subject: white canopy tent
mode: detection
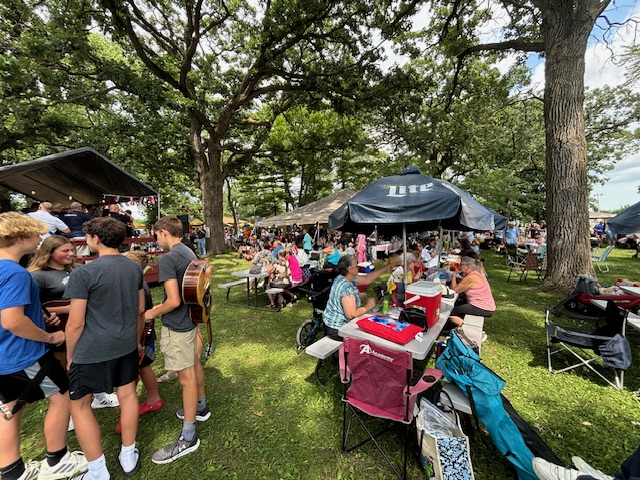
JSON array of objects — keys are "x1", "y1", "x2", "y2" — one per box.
[{"x1": 256, "y1": 189, "x2": 356, "y2": 227}]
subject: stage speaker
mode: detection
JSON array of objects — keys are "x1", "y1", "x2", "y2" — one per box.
[{"x1": 178, "y1": 214, "x2": 189, "y2": 234}]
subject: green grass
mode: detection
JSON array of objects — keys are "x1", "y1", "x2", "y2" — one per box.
[{"x1": 18, "y1": 247, "x2": 640, "y2": 479}]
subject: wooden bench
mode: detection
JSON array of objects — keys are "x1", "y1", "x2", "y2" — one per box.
[{"x1": 305, "y1": 337, "x2": 343, "y2": 387}]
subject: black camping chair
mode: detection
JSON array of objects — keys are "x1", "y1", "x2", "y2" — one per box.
[{"x1": 545, "y1": 299, "x2": 631, "y2": 390}]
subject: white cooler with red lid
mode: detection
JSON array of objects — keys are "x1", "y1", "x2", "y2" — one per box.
[{"x1": 404, "y1": 281, "x2": 442, "y2": 328}]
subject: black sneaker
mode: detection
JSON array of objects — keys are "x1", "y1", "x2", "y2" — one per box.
[
  {"x1": 151, "y1": 434, "x2": 200, "y2": 464},
  {"x1": 175, "y1": 406, "x2": 211, "y2": 421}
]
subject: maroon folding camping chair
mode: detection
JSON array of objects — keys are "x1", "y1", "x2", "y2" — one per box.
[{"x1": 339, "y1": 337, "x2": 441, "y2": 480}]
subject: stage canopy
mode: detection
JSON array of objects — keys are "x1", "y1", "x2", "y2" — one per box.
[
  {"x1": 257, "y1": 188, "x2": 356, "y2": 227},
  {"x1": 0, "y1": 147, "x2": 158, "y2": 206}
]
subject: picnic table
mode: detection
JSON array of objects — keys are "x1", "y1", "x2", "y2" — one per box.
[
  {"x1": 375, "y1": 240, "x2": 403, "y2": 256},
  {"x1": 218, "y1": 269, "x2": 282, "y2": 312},
  {"x1": 338, "y1": 293, "x2": 457, "y2": 360}
]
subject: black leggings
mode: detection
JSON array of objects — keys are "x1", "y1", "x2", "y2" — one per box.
[{"x1": 451, "y1": 303, "x2": 494, "y2": 319}]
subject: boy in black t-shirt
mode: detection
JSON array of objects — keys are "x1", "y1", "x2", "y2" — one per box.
[{"x1": 65, "y1": 217, "x2": 144, "y2": 480}]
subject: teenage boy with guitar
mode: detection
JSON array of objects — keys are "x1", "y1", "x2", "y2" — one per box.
[
  {"x1": 144, "y1": 216, "x2": 208, "y2": 464},
  {"x1": 64, "y1": 217, "x2": 145, "y2": 479},
  {"x1": 0, "y1": 212, "x2": 86, "y2": 480}
]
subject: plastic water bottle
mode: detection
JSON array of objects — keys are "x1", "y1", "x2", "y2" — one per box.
[{"x1": 439, "y1": 272, "x2": 447, "y2": 285}]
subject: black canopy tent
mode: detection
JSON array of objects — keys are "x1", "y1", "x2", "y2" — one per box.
[
  {"x1": 605, "y1": 200, "x2": 640, "y2": 236},
  {"x1": 329, "y1": 166, "x2": 507, "y2": 235},
  {"x1": 329, "y1": 166, "x2": 507, "y2": 285},
  {"x1": 0, "y1": 147, "x2": 159, "y2": 211}
]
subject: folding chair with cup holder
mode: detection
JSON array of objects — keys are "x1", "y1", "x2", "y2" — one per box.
[{"x1": 339, "y1": 337, "x2": 442, "y2": 480}]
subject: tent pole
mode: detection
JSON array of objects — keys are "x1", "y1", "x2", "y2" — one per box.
[{"x1": 403, "y1": 223, "x2": 407, "y2": 291}]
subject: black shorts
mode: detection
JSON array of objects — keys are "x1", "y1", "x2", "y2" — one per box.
[
  {"x1": 68, "y1": 349, "x2": 138, "y2": 400},
  {"x1": 0, "y1": 349, "x2": 69, "y2": 404}
]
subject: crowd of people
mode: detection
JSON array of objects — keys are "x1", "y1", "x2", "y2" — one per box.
[
  {"x1": 11, "y1": 206, "x2": 635, "y2": 480},
  {"x1": 0, "y1": 211, "x2": 208, "y2": 480},
  {"x1": 18, "y1": 201, "x2": 137, "y2": 252},
  {"x1": 233, "y1": 225, "x2": 379, "y2": 262}
]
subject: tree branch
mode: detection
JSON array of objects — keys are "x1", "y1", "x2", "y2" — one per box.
[
  {"x1": 445, "y1": 39, "x2": 544, "y2": 111},
  {"x1": 102, "y1": 0, "x2": 183, "y2": 93}
]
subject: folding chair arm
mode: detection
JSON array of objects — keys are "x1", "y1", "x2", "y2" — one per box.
[
  {"x1": 405, "y1": 368, "x2": 442, "y2": 396},
  {"x1": 339, "y1": 346, "x2": 350, "y2": 384}
]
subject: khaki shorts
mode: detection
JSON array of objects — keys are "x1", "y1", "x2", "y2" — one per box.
[{"x1": 160, "y1": 326, "x2": 197, "y2": 371}]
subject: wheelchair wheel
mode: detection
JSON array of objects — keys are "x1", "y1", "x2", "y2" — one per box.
[{"x1": 296, "y1": 319, "x2": 322, "y2": 349}]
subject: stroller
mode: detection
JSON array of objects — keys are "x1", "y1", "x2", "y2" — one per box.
[{"x1": 294, "y1": 268, "x2": 337, "y2": 352}]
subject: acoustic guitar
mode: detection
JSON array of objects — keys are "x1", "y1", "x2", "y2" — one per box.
[
  {"x1": 182, "y1": 259, "x2": 213, "y2": 358},
  {"x1": 42, "y1": 300, "x2": 71, "y2": 333}
]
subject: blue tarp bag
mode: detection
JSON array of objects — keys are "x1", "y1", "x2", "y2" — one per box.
[{"x1": 436, "y1": 332, "x2": 538, "y2": 480}]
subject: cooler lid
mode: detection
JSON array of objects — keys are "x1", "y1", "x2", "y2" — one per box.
[{"x1": 405, "y1": 281, "x2": 442, "y2": 296}]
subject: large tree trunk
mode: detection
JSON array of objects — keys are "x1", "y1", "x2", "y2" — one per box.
[
  {"x1": 190, "y1": 114, "x2": 226, "y2": 255},
  {"x1": 541, "y1": 0, "x2": 605, "y2": 291},
  {"x1": 203, "y1": 137, "x2": 226, "y2": 254}
]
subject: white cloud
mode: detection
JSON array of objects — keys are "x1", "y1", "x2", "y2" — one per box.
[
  {"x1": 380, "y1": 2, "x2": 640, "y2": 210},
  {"x1": 586, "y1": 3, "x2": 640, "y2": 210},
  {"x1": 595, "y1": 153, "x2": 640, "y2": 211}
]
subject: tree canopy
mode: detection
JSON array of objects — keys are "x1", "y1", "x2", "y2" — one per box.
[{"x1": 1, "y1": 0, "x2": 639, "y2": 288}]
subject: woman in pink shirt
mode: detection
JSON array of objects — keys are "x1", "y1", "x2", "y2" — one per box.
[
  {"x1": 449, "y1": 256, "x2": 496, "y2": 326},
  {"x1": 285, "y1": 248, "x2": 303, "y2": 286}
]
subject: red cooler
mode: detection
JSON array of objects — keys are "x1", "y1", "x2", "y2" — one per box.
[{"x1": 404, "y1": 281, "x2": 442, "y2": 328}]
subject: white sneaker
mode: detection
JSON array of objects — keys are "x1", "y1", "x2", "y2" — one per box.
[
  {"x1": 38, "y1": 451, "x2": 87, "y2": 480},
  {"x1": 572, "y1": 456, "x2": 614, "y2": 480},
  {"x1": 18, "y1": 461, "x2": 40, "y2": 480},
  {"x1": 532, "y1": 458, "x2": 579, "y2": 480},
  {"x1": 91, "y1": 392, "x2": 119, "y2": 409}
]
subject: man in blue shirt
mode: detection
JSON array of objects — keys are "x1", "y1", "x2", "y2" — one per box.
[
  {"x1": 272, "y1": 240, "x2": 284, "y2": 259},
  {"x1": 60, "y1": 202, "x2": 94, "y2": 239},
  {"x1": 505, "y1": 221, "x2": 521, "y2": 247}
]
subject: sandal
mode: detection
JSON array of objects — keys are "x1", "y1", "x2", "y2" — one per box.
[
  {"x1": 156, "y1": 371, "x2": 178, "y2": 383},
  {"x1": 268, "y1": 303, "x2": 278, "y2": 309}
]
